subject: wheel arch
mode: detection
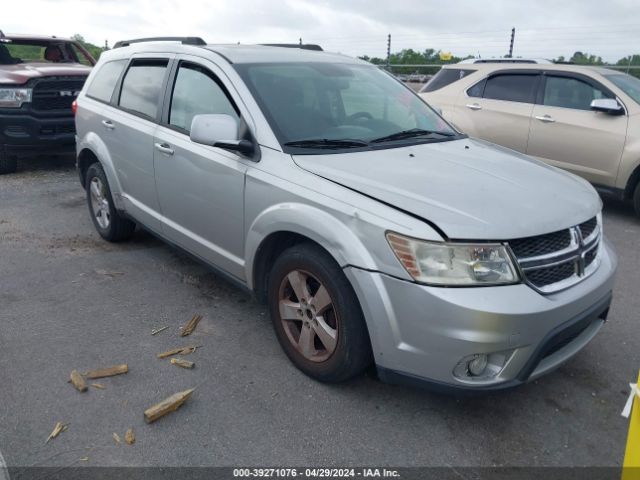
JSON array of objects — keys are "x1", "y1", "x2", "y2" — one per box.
[
  {"x1": 246, "y1": 203, "x2": 378, "y2": 303},
  {"x1": 76, "y1": 132, "x2": 124, "y2": 209}
]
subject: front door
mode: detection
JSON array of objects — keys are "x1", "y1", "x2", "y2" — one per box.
[
  {"x1": 153, "y1": 58, "x2": 248, "y2": 280},
  {"x1": 526, "y1": 73, "x2": 627, "y2": 186}
]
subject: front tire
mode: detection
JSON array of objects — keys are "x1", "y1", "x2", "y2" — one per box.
[
  {"x1": 0, "y1": 154, "x2": 17, "y2": 175},
  {"x1": 85, "y1": 163, "x2": 135, "y2": 242},
  {"x1": 267, "y1": 243, "x2": 372, "y2": 382},
  {"x1": 634, "y1": 181, "x2": 640, "y2": 217}
]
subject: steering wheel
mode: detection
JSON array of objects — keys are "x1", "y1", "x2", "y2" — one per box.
[{"x1": 346, "y1": 111, "x2": 373, "y2": 122}]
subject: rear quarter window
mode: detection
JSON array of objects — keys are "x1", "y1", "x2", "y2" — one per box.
[
  {"x1": 86, "y1": 59, "x2": 127, "y2": 103},
  {"x1": 421, "y1": 68, "x2": 476, "y2": 93}
]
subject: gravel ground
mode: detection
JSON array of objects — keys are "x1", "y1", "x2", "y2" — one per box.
[{"x1": 0, "y1": 156, "x2": 638, "y2": 471}]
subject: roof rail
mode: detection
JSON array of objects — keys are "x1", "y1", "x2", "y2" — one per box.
[
  {"x1": 113, "y1": 36, "x2": 207, "y2": 49},
  {"x1": 261, "y1": 43, "x2": 323, "y2": 51}
]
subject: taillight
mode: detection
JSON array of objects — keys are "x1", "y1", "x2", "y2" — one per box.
[{"x1": 71, "y1": 99, "x2": 78, "y2": 115}]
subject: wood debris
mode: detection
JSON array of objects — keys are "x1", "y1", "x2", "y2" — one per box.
[
  {"x1": 151, "y1": 326, "x2": 169, "y2": 336},
  {"x1": 156, "y1": 346, "x2": 198, "y2": 359},
  {"x1": 113, "y1": 432, "x2": 121, "y2": 444},
  {"x1": 125, "y1": 428, "x2": 135, "y2": 445},
  {"x1": 95, "y1": 269, "x2": 124, "y2": 278},
  {"x1": 46, "y1": 422, "x2": 68, "y2": 443},
  {"x1": 70, "y1": 369, "x2": 87, "y2": 392},
  {"x1": 144, "y1": 388, "x2": 195, "y2": 424},
  {"x1": 91, "y1": 383, "x2": 106, "y2": 390},
  {"x1": 170, "y1": 358, "x2": 195, "y2": 369},
  {"x1": 85, "y1": 364, "x2": 128, "y2": 379},
  {"x1": 180, "y1": 314, "x2": 202, "y2": 337}
]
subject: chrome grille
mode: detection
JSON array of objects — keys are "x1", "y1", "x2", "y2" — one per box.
[{"x1": 508, "y1": 216, "x2": 601, "y2": 294}]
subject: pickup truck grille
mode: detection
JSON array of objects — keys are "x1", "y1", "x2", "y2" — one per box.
[
  {"x1": 508, "y1": 216, "x2": 601, "y2": 294},
  {"x1": 31, "y1": 77, "x2": 87, "y2": 112}
]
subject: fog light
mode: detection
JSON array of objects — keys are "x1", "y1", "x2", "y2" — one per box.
[
  {"x1": 453, "y1": 350, "x2": 514, "y2": 382},
  {"x1": 468, "y1": 354, "x2": 488, "y2": 376}
]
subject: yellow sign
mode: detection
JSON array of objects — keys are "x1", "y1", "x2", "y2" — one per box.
[
  {"x1": 439, "y1": 51, "x2": 452, "y2": 61},
  {"x1": 623, "y1": 371, "x2": 640, "y2": 480}
]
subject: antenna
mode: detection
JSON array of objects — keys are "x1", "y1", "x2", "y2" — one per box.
[{"x1": 507, "y1": 27, "x2": 515, "y2": 58}]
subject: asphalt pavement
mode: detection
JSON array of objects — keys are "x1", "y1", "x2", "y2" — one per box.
[{"x1": 0, "y1": 156, "x2": 638, "y2": 471}]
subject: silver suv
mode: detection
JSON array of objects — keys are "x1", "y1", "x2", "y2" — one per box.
[{"x1": 74, "y1": 37, "x2": 617, "y2": 391}]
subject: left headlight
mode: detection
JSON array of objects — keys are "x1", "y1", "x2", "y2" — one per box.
[
  {"x1": 0, "y1": 87, "x2": 32, "y2": 108},
  {"x1": 386, "y1": 232, "x2": 520, "y2": 286}
]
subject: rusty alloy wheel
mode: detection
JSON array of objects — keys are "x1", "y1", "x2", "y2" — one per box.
[{"x1": 277, "y1": 269, "x2": 339, "y2": 363}]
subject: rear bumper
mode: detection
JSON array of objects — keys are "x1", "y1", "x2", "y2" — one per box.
[
  {"x1": 0, "y1": 112, "x2": 76, "y2": 156},
  {"x1": 345, "y1": 238, "x2": 617, "y2": 392}
]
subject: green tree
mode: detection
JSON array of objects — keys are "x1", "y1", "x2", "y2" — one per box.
[{"x1": 71, "y1": 34, "x2": 106, "y2": 61}]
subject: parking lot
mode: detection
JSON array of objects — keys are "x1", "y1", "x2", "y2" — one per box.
[{"x1": 0, "y1": 156, "x2": 637, "y2": 472}]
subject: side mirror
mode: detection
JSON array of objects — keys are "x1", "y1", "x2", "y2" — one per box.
[
  {"x1": 590, "y1": 98, "x2": 624, "y2": 115},
  {"x1": 190, "y1": 114, "x2": 255, "y2": 157}
]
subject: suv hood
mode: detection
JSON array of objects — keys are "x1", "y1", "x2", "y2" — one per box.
[
  {"x1": 0, "y1": 63, "x2": 91, "y2": 85},
  {"x1": 292, "y1": 138, "x2": 601, "y2": 240}
]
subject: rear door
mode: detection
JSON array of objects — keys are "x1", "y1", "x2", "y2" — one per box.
[
  {"x1": 526, "y1": 73, "x2": 627, "y2": 186},
  {"x1": 152, "y1": 56, "x2": 248, "y2": 280},
  {"x1": 104, "y1": 56, "x2": 172, "y2": 231},
  {"x1": 456, "y1": 71, "x2": 540, "y2": 152}
]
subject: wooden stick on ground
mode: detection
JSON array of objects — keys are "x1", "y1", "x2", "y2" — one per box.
[
  {"x1": 125, "y1": 428, "x2": 135, "y2": 445},
  {"x1": 70, "y1": 370, "x2": 87, "y2": 392},
  {"x1": 180, "y1": 314, "x2": 202, "y2": 337},
  {"x1": 170, "y1": 358, "x2": 195, "y2": 369},
  {"x1": 46, "y1": 422, "x2": 68, "y2": 443},
  {"x1": 85, "y1": 364, "x2": 128, "y2": 379},
  {"x1": 143, "y1": 388, "x2": 195, "y2": 424},
  {"x1": 156, "y1": 346, "x2": 199, "y2": 359}
]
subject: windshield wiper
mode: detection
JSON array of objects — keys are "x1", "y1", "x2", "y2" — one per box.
[
  {"x1": 283, "y1": 138, "x2": 369, "y2": 149},
  {"x1": 370, "y1": 128, "x2": 455, "y2": 144}
]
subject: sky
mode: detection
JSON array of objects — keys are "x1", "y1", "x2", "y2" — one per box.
[{"x1": 2, "y1": 0, "x2": 639, "y2": 63}]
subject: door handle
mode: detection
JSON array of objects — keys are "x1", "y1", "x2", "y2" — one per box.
[
  {"x1": 535, "y1": 114, "x2": 555, "y2": 123},
  {"x1": 154, "y1": 142, "x2": 174, "y2": 155},
  {"x1": 466, "y1": 103, "x2": 482, "y2": 110},
  {"x1": 101, "y1": 120, "x2": 115, "y2": 130}
]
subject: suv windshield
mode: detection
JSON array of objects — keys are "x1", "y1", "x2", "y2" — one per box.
[
  {"x1": 604, "y1": 73, "x2": 640, "y2": 105},
  {"x1": 0, "y1": 39, "x2": 94, "y2": 66},
  {"x1": 234, "y1": 62, "x2": 458, "y2": 152}
]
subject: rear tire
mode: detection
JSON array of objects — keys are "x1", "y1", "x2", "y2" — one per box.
[
  {"x1": 85, "y1": 162, "x2": 135, "y2": 242},
  {"x1": 267, "y1": 243, "x2": 372, "y2": 382},
  {"x1": 0, "y1": 154, "x2": 18, "y2": 175},
  {"x1": 634, "y1": 181, "x2": 640, "y2": 217}
]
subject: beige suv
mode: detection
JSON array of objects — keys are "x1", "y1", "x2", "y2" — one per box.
[{"x1": 420, "y1": 62, "x2": 640, "y2": 216}]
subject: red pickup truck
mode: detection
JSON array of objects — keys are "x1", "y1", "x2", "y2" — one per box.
[{"x1": 0, "y1": 31, "x2": 94, "y2": 174}]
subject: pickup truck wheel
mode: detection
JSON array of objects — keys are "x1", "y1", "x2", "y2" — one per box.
[
  {"x1": 268, "y1": 243, "x2": 372, "y2": 382},
  {"x1": 0, "y1": 154, "x2": 18, "y2": 175},
  {"x1": 85, "y1": 163, "x2": 135, "y2": 242},
  {"x1": 634, "y1": 182, "x2": 640, "y2": 217}
]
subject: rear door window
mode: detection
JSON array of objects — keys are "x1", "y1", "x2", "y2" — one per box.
[
  {"x1": 86, "y1": 60, "x2": 127, "y2": 103},
  {"x1": 542, "y1": 75, "x2": 612, "y2": 110},
  {"x1": 482, "y1": 74, "x2": 538, "y2": 103},
  {"x1": 421, "y1": 68, "x2": 476, "y2": 93},
  {"x1": 118, "y1": 59, "x2": 168, "y2": 119}
]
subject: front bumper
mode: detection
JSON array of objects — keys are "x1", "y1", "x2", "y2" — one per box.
[
  {"x1": 345, "y1": 238, "x2": 617, "y2": 392},
  {"x1": 0, "y1": 111, "x2": 76, "y2": 156}
]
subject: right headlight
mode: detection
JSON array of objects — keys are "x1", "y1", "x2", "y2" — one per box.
[
  {"x1": 386, "y1": 232, "x2": 520, "y2": 286},
  {"x1": 0, "y1": 87, "x2": 32, "y2": 108}
]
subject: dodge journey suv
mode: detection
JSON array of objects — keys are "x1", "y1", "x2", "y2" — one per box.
[
  {"x1": 74, "y1": 38, "x2": 617, "y2": 391},
  {"x1": 420, "y1": 62, "x2": 640, "y2": 216}
]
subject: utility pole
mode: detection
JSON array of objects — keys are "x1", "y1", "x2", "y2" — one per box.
[
  {"x1": 507, "y1": 27, "x2": 515, "y2": 58},
  {"x1": 386, "y1": 34, "x2": 391, "y2": 71}
]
